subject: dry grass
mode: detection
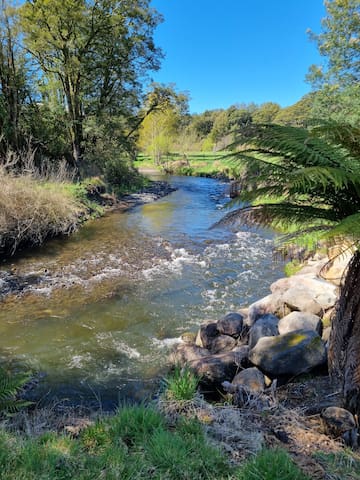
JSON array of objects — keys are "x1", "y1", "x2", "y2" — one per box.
[{"x1": 0, "y1": 168, "x2": 85, "y2": 254}]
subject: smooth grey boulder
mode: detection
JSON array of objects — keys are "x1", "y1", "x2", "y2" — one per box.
[
  {"x1": 231, "y1": 367, "x2": 266, "y2": 393},
  {"x1": 217, "y1": 312, "x2": 244, "y2": 338},
  {"x1": 248, "y1": 314, "x2": 279, "y2": 349},
  {"x1": 248, "y1": 330, "x2": 327, "y2": 377},
  {"x1": 195, "y1": 321, "x2": 218, "y2": 349},
  {"x1": 247, "y1": 294, "x2": 289, "y2": 326},
  {"x1": 209, "y1": 334, "x2": 236, "y2": 354},
  {"x1": 282, "y1": 286, "x2": 323, "y2": 316},
  {"x1": 278, "y1": 311, "x2": 323, "y2": 336}
]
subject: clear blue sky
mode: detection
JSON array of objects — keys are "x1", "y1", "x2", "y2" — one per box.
[{"x1": 150, "y1": 0, "x2": 326, "y2": 113}]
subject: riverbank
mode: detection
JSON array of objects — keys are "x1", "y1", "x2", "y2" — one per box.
[
  {"x1": 0, "y1": 166, "x2": 176, "y2": 260},
  {"x1": 167, "y1": 250, "x2": 360, "y2": 478}
]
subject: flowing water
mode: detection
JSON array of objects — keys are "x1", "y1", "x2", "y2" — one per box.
[{"x1": 0, "y1": 175, "x2": 284, "y2": 408}]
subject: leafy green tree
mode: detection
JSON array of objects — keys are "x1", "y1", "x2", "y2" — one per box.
[
  {"x1": 221, "y1": 122, "x2": 360, "y2": 414},
  {"x1": 0, "y1": 0, "x2": 29, "y2": 157},
  {"x1": 19, "y1": 0, "x2": 162, "y2": 172},
  {"x1": 307, "y1": 0, "x2": 360, "y2": 123},
  {"x1": 252, "y1": 102, "x2": 281, "y2": 124},
  {"x1": 273, "y1": 94, "x2": 313, "y2": 126},
  {"x1": 137, "y1": 84, "x2": 189, "y2": 163}
]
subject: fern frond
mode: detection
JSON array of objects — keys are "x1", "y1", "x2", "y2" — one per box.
[{"x1": 0, "y1": 367, "x2": 33, "y2": 415}]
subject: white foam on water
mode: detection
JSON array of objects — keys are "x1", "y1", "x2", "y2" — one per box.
[{"x1": 151, "y1": 336, "x2": 182, "y2": 348}]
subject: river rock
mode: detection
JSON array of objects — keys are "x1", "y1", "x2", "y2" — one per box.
[
  {"x1": 247, "y1": 294, "x2": 289, "y2": 326},
  {"x1": 190, "y1": 347, "x2": 248, "y2": 386},
  {"x1": 210, "y1": 335, "x2": 236, "y2": 354},
  {"x1": 217, "y1": 312, "x2": 244, "y2": 338},
  {"x1": 248, "y1": 314, "x2": 279, "y2": 349},
  {"x1": 169, "y1": 343, "x2": 210, "y2": 365},
  {"x1": 321, "y1": 406, "x2": 357, "y2": 435},
  {"x1": 271, "y1": 275, "x2": 338, "y2": 314},
  {"x1": 278, "y1": 311, "x2": 323, "y2": 336},
  {"x1": 231, "y1": 367, "x2": 266, "y2": 393},
  {"x1": 248, "y1": 330, "x2": 327, "y2": 378},
  {"x1": 195, "y1": 322, "x2": 219, "y2": 349}
]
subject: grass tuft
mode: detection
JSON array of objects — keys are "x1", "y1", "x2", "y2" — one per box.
[
  {"x1": 236, "y1": 448, "x2": 311, "y2": 480},
  {"x1": 162, "y1": 365, "x2": 200, "y2": 401}
]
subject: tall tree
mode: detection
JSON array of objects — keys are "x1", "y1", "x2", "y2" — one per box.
[
  {"x1": 0, "y1": 0, "x2": 27, "y2": 155},
  {"x1": 307, "y1": 0, "x2": 360, "y2": 122},
  {"x1": 19, "y1": 0, "x2": 162, "y2": 171}
]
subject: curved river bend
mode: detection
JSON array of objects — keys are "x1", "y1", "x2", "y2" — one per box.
[{"x1": 0, "y1": 175, "x2": 284, "y2": 408}]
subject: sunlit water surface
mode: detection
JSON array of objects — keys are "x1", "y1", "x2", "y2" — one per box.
[{"x1": 0, "y1": 175, "x2": 284, "y2": 408}]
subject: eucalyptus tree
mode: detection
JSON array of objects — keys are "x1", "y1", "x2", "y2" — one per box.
[{"x1": 19, "y1": 0, "x2": 162, "y2": 172}]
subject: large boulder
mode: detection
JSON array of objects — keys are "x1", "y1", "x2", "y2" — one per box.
[
  {"x1": 271, "y1": 275, "x2": 338, "y2": 314},
  {"x1": 217, "y1": 312, "x2": 244, "y2": 338},
  {"x1": 248, "y1": 314, "x2": 279, "y2": 349},
  {"x1": 278, "y1": 311, "x2": 323, "y2": 336},
  {"x1": 247, "y1": 294, "x2": 289, "y2": 326},
  {"x1": 248, "y1": 330, "x2": 327, "y2": 378}
]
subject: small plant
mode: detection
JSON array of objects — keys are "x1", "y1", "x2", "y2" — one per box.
[
  {"x1": 0, "y1": 367, "x2": 33, "y2": 415},
  {"x1": 163, "y1": 365, "x2": 200, "y2": 401},
  {"x1": 236, "y1": 448, "x2": 311, "y2": 480}
]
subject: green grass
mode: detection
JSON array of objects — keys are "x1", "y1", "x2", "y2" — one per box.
[
  {"x1": 135, "y1": 151, "x2": 237, "y2": 178},
  {"x1": 0, "y1": 404, "x2": 232, "y2": 479},
  {"x1": 236, "y1": 448, "x2": 311, "y2": 480},
  {"x1": 314, "y1": 451, "x2": 360, "y2": 480},
  {"x1": 162, "y1": 365, "x2": 200, "y2": 401},
  {"x1": 1, "y1": 405, "x2": 343, "y2": 480}
]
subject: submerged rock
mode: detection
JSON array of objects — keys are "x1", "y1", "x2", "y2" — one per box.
[{"x1": 248, "y1": 330, "x2": 327, "y2": 378}]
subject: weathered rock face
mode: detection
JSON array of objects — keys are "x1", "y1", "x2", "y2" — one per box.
[
  {"x1": 248, "y1": 314, "x2": 279, "y2": 349},
  {"x1": 231, "y1": 367, "x2": 266, "y2": 393},
  {"x1": 248, "y1": 330, "x2": 327, "y2": 377},
  {"x1": 195, "y1": 322, "x2": 218, "y2": 349},
  {"x1": 217, "y1": 312, "x2": 244, "y2": 338},
  {"x1": 278, "y1": 311, "x2": 323, "y2": 336},
  {"x1": 281, "y1": 286, "x2": 323, "y2": 316}
]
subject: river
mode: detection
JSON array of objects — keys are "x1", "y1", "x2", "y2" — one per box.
[{"x1": 0, "y1": 175, "x2": 284, "y2": 409}]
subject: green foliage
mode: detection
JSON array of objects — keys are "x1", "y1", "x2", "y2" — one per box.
[
  {"x1": 221, "y1": 122, "x2": 360, "y2": 253},
  {"x1": 162, "y1": 365, "x2": 200, "y2": 401},
  {"x1": 236, "y1": 448, "x2": 311, "y2": 480},
  {"x1": 0, "y1": 367, "x2": 32, "y2": 415},
  {"x1": 284, "y1": 260, "x2": 303, "y2": 277}
]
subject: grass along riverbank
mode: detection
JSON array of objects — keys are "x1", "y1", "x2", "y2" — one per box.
[{"x1": 135, "y1": 151, "x2": 236, "y2": 178}]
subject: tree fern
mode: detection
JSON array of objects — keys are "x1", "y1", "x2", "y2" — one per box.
[
  {"x1": 220, "y1": 121, "x2": 360, "y2": 415},
  {"x1": 0, "y1": 367, "x2": 33, "y2": 415}
]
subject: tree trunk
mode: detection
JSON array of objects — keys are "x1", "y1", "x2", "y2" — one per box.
[{"x1": 329, "y1": 249, "x2": 360, "y2": 415}]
